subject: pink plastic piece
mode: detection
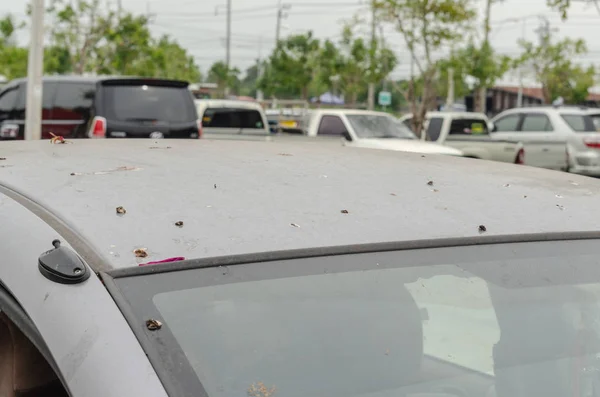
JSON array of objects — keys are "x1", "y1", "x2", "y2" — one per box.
[{"x1": 139, "y1": 257, "x2": 185, "y2": 267}]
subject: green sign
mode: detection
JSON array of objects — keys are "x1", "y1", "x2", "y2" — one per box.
[{"x1": 378, "y1": 91, "x2": 392, "y2": 106}]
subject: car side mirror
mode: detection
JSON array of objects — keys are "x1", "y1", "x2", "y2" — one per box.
[
  {"x1": 342, "y1": 131, "x2": 352, "y2": 141},
  {"x1": 489, "y1": 122, "x2": 497, "y2": 132}
]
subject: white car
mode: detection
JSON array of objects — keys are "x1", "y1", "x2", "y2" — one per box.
[
  {"x1": 585, "y1": 108, "x2": 600, "y2": 132},
  {"x1": 195, "y1": 99, "x2": 270, "y2": 138},
  {"x1": 399, "y1": 112, "x2": 525, "y2": 164},
  {"x1": 491, "y1": 106, "x2": 600, "y2": 175},
  {"x1": 304, "y1": 109, "x2": 464, "y2": 157}
]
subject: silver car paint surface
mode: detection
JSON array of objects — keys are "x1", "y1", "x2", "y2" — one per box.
[
  {"x1": 1, "y1": 139, "x2": 600, "y2": 270},
  {"x1": 0, "y1": 194, "x2": 168, "y2": 397}
]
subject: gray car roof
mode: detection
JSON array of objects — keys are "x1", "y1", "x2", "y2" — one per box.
[{"x1": 1, "y1": 139, "x2": 600, "y2": 270}]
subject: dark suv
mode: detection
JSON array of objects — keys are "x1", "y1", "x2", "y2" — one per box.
[{"x1": 0, "y1": 76, "x2": 202, "y2": 140}]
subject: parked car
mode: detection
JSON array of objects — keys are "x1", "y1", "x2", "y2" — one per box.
[
  {"x1": 195, "y1": 99, "x2": 270, "y2": 138},
  {"x1": 0, "y1": 76, "x2": 201, "y2": 140},
  {"x1": 304, "y1": 109, "x2": 465, "y2": 156},
  {"x1": 585, "y1": 108, "x2": 600, "y2": 131},
  {"x1": 399, "y1": 111, "x2": 525, "y2": 164},
  {"x1": 1, "y1": 138, "x2": 600, "y2": 396},
  {"x1": 490, "y1": 106, "x2": 600, "y2": 174}
]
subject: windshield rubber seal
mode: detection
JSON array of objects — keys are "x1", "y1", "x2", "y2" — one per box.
[
  {"x1": 101, "y1": 272, "x2": 205, "y2": 397},
  {"x1": 107, "y1": 230, "x2": 600, "y2": 279}
]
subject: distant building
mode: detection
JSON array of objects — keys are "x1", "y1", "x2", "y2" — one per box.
[
  {"x1": 189, "y1": 83, "x2": 218, "y2": 99},
  {"x1": 463, "y1": 85, "x2": 600, "y2": 116}
]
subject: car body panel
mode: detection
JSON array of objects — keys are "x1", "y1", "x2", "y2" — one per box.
[
  {"x1": 399, "y1": 112, "x2": 521, "y2": 163},
  {"x1": 345, "y1": 138, "x2": 463, "y2": 155},
  {"x1": 490, "y1": 107, "x2": 600, "y2": 173},
  {"x1": 1, "y1": 139, "x2": 600, "y2": 270},
  {"x1": 490, "y1": 109, "x2": 567, "y2": 170},
  {"x1": 0, "y1": 191, "x2": 168, "y2": 397}
]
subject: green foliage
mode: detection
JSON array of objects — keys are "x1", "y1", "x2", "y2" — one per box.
[
  {"x1": 460, "y1": 41, "x2": 514, "y2": 89},
  {"x1": 331, "y1": 21, "x2": 398, "y2": 105},
  {"x1": 546, "y1": 0, "x2": 600, "y2": 19},
  {"x1": 46, "y1": 0, "x2": 115, "y2": 74},
  {"x1": 518, "y1": 32, "x2": 596, "y2": 104},
  {"x1": 0, "y1": 3, "x2": 201, "y2": 83},
  {"x1": 207, "y1": 61, "x2": 240, "y2": 97},
  {"x1": 0, "y1": 14, "x2": 27, "y2": 79},
  {"x1": 96, "y1": 13, "x2": 152, "y2": 75},
  {"x1": 44, "y1": 45, "x2": 73, "y2": 74},
  {"x1": 239, "y1": 63, "x2": 263, "y2": 97},
  {"x1": 259, "y1": 32, "x2": 321, "y2": 99}
]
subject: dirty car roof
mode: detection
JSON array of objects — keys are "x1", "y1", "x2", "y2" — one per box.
[{"x1": 1, "y1": 139, "x2": 600, "y2": 270}]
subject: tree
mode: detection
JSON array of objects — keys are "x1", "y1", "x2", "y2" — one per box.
[
  {"x1": 44, "y1": 45, "x2": 73, "y2": 74},
  {"x1": 46, "y1": 0, "x2": 115, "y2": 74},
  {"x1": 240, "y1": 63, "x2": 262, "y2": 97},
  {"x1": 207, "y1": 61, "x2": 240, "y2": 98},
  {"x1": 454, "y1": 40, "x2": 513, "y2": 109},
  {"x1": 334, "y1": 22, "x2": 397, "y2": 106},
  {"x1": 259, "y1": 32, "x2": 321, "y2": 99},
  {"x1": 96, "y1": 13, "x2": 152, "y2": 75},
  {"x1": 546, "y1": 0, "x2": 600, "y2": 19},
  {"x1": 518, "y1": 23, "x2": 596, "y2": 104},
  {"x1": 317, "y1": 39, "x2": 344, "y2": 95},
  {"x1": 0, "y1": 14, "x2": 27, "y2": 79},
  {"x1": 376, "y1": 0, "x2": 476, "y2": 138},
  {"x1": 144, "y1": 35, "x2": 201, "y2": 82}
]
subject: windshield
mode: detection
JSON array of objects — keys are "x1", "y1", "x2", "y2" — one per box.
[
  {"x1": 561, "y1": 114, "x2": 597, "y2": 132},
  {"x1": 103, "y1": 84, "x2": 196, "y2": 123},
  {"x1": 113, "y1": 239, "x2": 600, "y2": 397},
  {"x1": 202, "y1": 107, "x2": 265, "y2": 130},
  {"x1": 346, "y1": 114, "x2": 416, "y2": 139}
]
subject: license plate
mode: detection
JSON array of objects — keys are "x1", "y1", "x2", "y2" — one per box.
[
  {"x1": 280, "y1": 120, "x2": 298, "y2": 128},
  {"x1": 0, "y1": 124, "x2": 18, "y2": 138}
]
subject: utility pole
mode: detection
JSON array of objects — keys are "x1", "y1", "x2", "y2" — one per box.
[
  {"x1": 146, "y1": 2, "x2": 156, "y2": 23},
  {"x1": 446, "y1": 46, "x2": 455, "y2": 109},
  {"x1": 516, "y1": 18, "x2": 526, "y2": 107},
  {"x1": 25, "y1": 0, "x2": 45, "y2": 141},
  {"x1": 367, "y1": 0, "x2": 376, "y2": 110},
  {"x1": 378, "y1": 25, "x2": 388, "y2": 92},
  {"x1": 275, "y1": 0, "x2": 282, "y2": 44},
  {"x1": 225, "y1": 0, "x2": 231, "y2": 97},
  {"x1": 256, "y1": 36, "x2": 264, "y2": 101},
  {"x1": 275, "y1": 1, "x2": 290, "y2": 46},
  {"x1": 479, "y1": 0, "x2": 493, "y2": 116}
]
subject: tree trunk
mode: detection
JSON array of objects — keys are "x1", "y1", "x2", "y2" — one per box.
[
  {"x1": 542, "y1": 84, "x2": 552, "y2": 104},
  {"x1": 474, "y1": 87, "x2": 485, "y2": 113}
]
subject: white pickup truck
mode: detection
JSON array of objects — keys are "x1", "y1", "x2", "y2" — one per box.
[
  {"x1": 302, "y1": 109, "x2": 464, "y2": 157},
  {"x1": 399, "y1": 112, "x2": 525, "y2": 164}
]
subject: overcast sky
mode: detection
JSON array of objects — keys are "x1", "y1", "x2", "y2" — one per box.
[{"x1": 5, "y1": 0, "x2": 600, "y2": 82}]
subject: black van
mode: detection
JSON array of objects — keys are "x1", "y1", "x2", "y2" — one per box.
[{"x1": 0, "y1": 76, "x2": 201, "y2": 140}]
